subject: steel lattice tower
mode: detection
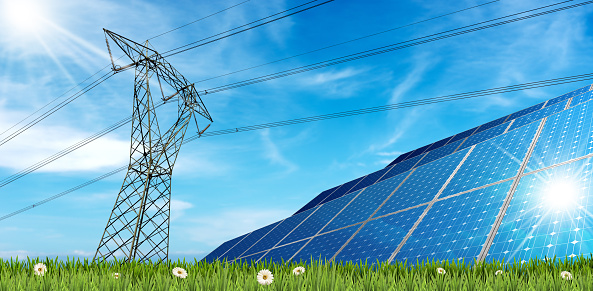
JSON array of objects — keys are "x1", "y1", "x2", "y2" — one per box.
[{"x1": 93, "y1": 30, "x2": 212, "y2": 264}]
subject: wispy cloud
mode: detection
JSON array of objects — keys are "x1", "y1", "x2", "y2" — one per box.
[{"x1": 259, "y1": 129, "x2": 298, "y2": 174}]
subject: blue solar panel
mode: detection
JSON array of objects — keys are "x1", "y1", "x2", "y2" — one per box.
[
  {"x1": 507, "y1": 102, "x2": 545, "y2": 121},
  {"x1": 425, "y1": 136, "x2": 454, "y2": 152},
  {"x1": 526, "y1": 101, "x2": 593, "y2": 172},
  {"x1": 473, "y1": 115, "x2": 510, "y2": 135},
  {"x1": 321, "y1": 176, "x2": 366, "y2": 204},
  {"x1": 234, "y1": 251, "x2": 266, "y2": 264},
  {"x1": 280, "y1": 193, "x2": 357, "y2": 245},
  {"x1": 375, "y1": 148, "x2": 470, "y2": 217},
  {"x1": 243, "y1": 207, "x2": 319, "y2": 256},
  {"x1": 570, "y1": 91, "x2": 593, "y2": 108},
  {"x1": 219, "y1": 221, "x2": 281, "y2": 262},
  {"x1": 201, "y1": 234, "x2": 250, "y2": 263},
  {"x1": 404, "y1": 143, "x2": 434, "y2": 161},
  {"x1": 334, "y1": 205, "x2": 426, "y2": 265},
  {"x1": 394, "y1": 180, "x2": 513, "y2": 263},
  {"x1": 290, "y1": 225, "x2": 359, "y2": 264},
  {"x1": 508, "y1": 99, "x2": 569, "y2": 132},
  {"x1": 293, "y1": 186, "x2": 340, "y2": 215},
  {"x1": 377, "y1": 154, "x2": 424, "y2": 183},
  {"x1": 442, "y1": 121, "x2": 540, "y2": 197},
  {"x1": 485, "y1": 158, "x2": 593, "y2": 263},
  {"x1": 545, "y1": 92, "x2": 573, "y2": 108},
  {"x1": 447, "y1": 127, "x2": 479, "y2": 145},
  {"x1": 457, "y1": 123, "x2": 507, "y2": 151},
  {"x1": 387, "y1": 150, "x2": 415, "y2": 168},
  {"x1": 259, "y1": 240, "x2": 309, "y2": 264},
  {"x1": 345, "y1": 167, "x2": 392, "y2": 195},
  {"x1": 415, "y1": 139, "x2": 464, "y2": 168},
  {"x1": 324, "y1": 172, "x2": 411, "y2": 232}
]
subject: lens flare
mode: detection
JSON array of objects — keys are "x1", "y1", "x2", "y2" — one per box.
[{"x1": 543, "y1": 179, "x2": 579, "y2": 210}]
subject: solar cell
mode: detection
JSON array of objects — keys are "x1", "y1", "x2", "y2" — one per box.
[
  {"x1": 279, "y1": 192, "x2": 357, "y2": 245},
  {"x1": 485, "y1": 158, "x2": 593, "y2": 262},
  {"x1": 290, "y1": 225, "x2": 359, "y2": 264},
  {"x1": 545, "y1": 91, "x2": 572, "y2": 108},
  {"x1": 526, "y1": 101, "x2": 593, "y2": 172},
  {"x1": 324, "y1": 170, "x2": 412, "y2": 232},
  {"x1": 201, "y1": 234, "x2": 249, "y2": 263},
  {"x1": 442, "y1": 121, "x2": 540, "y2": 197},
  {"x1": 375, "y1": 147, "x2": 470, "y2": 217},
  {"x1": 387, "y1": 150, "x2": 415, "y2": 168},
  {"x1": 333, "y1": 205, "x2": 426, "y2": 265},
  {"x1": 393, "y1": 180, "x2": 513, "y2": 263},
  {"x1": 425, "y1": 136, "x2": 454, "y2": 152},
  {"x1": 403, "y1": 143, "x2": 434, "y2": 161}
]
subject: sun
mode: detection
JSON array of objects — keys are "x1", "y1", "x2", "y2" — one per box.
[
  {"x1": 543, "y1": 179, "x2": 580, "y2": 210},
  {"x1": 1, "y1": 0, "x2": 51, "y2": 36}
]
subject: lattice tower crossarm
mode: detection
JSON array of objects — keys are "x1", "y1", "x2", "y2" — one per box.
[{"x1": 93, "y1": 29, "x2": 212, "y2": 264}]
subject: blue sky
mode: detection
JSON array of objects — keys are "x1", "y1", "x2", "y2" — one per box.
[{"x1": 1, "y1": 0, "x2": 593, "y2": 263}]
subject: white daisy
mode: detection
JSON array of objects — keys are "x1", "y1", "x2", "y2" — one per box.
[
  {"x1": 257, "y1": 269, "x2": 274, "y2": 285},
  {"x1": 561, "y1": 271, "x2": 573, "y2": 280},
  {"x1": 113, "y1": 272, "x2": 120, "y2": 279},
  {"x1": 436, "y1": 267, "x2": 446, "y2": 275},
  {"x1": 172, "y1": 267, "x2": 188, "y2": 278},
  {"x1": 293, "y1": 266, "x2": 305, "y2": 275},
  {"x1": 495, "y1": 270, "x2": 503, "y2": 276},
  {"x1": 33, "y1": 263, "x2": 47, "y2": 276}
]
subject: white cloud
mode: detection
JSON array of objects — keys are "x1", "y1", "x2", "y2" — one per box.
[
  {"x1": 183, "y1": 207, "x2": 292, "y2": 247},
  {"x1": 72, "y1": 250, "x2": 93, "y2": 256}
]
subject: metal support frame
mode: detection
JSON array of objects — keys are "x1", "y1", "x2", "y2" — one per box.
[{"x1": 93, "y1": 29, "x2": 212, "y2": 264}]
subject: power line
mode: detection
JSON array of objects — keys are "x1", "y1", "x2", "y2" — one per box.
[
  {"x1": 201, "y1": 0, "x2": 592, "y2": 94},
  {"x1": 193, "y1": 0, "x2": 501, "y2": 84},
  {"x1": 1, "y1": 73, "x2": 592, "y2": 221},
  {"x1": 0, "y1": 0, "x2": 588, "y2": 187},
  {"x1": 162, "y1": 0, "x2": 335, "y2": 57},
  {"x1": 147, "y1": 0, "x2": 252, "y2": 40}
]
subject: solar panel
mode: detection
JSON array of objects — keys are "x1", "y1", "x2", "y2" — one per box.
[
  {"x1": 506, "y1": 102, "x2": 545, "y2": 121},
  {"x1": 394, "y1": 180, "x2": 513, "y2": 263},
  {"x1": 485, "y1": 158, "x2": 593, "y2": 262},
  {"x1": 333, "y1": 205, "x2": 426, "y2": 265},
  {"x1": 508, "y1": 99, "x2": 569, "y2": 132},
  {"x1": 344, "y1": 166, "x2": 393, "y2": 195},
  {"x1": 387, "y1": 150, "x2": 415, "y2": 168},
  {"x1": 279, "y1": 192, "x2": 357, "y2": 245},
  {"x1": 243, "y1": 207, "x2": 319, "y2": 257},
  {"x1": 473, "y1": 115, "x2": 510, "y2": 135},
  {"x1": 323, "y1": 171, "x2": 411, "y2": 232},
  {"x1": 425, "y1": 135, "x2": 454, "y2": 152},
  {"x1": 377, "y1": 153, "x2": 425, "y2": 183},
  {"x1": 402, "y1": 143, "x2": 434, "y2": 161},
  {"x1": 320, "y1": 176, "x2": 366, "y2": 204},
  {"x1": 415, "y1": 139, "x2": 464, "y2": 168},
  {"x1": 447, "y1": 126, "x2": 479, "y2": 145},
  {"x1": 219, "y1": 221, "x2": 282, "y2": 262},
  {"x1": 258, "y1": 240, "x2": 309, "y2": 264},
  {"x1": 442, "y1": 121, "x2": 540, "y2": 197},
  {"x1": 375, "y1": 148, "x2": 470, "y2": 217},
  {"x1": 570, "y1": 91, "x2": 593, "y2": 108},
  {"x1": 202, "y1": 234, "x2": 250, "y2": 263},
  {"x1": 457, "y1": 122, "x2": 507, "y2": 151},
  {"x1": 526, "y1": 101, "x2": 593, "y2": 172},
  {"x1": 293, "y1": 185, "x2": 340, "y2": 215},
  {"x1": 290, "y1": 225, "x2": 359, "y2": 264}
]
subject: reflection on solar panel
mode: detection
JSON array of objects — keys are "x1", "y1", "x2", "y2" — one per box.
[{"x1": 203, "y1": 83, "x2": 593, "y2": 266}]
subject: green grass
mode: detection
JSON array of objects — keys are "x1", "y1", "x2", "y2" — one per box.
[{"x1": 1, "y1": 255, "x2": 593, "y2": 290}]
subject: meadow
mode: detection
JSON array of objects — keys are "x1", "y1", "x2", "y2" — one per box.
[{"x1": 0, "y1": 255, "x2": 592, "y2": 290}]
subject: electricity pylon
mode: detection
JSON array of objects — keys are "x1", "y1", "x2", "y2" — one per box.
[{"x1": 93, "y1": 29, "x2": 212, "y2": 264}]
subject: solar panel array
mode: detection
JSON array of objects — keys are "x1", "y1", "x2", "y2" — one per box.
[{"x1": 202, "y1": 83, "x2": 593, "y2": 265}]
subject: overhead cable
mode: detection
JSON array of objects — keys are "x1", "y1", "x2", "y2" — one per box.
[{"x1": 1, "y1": 73, "x2": 592, "y2": 221}]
